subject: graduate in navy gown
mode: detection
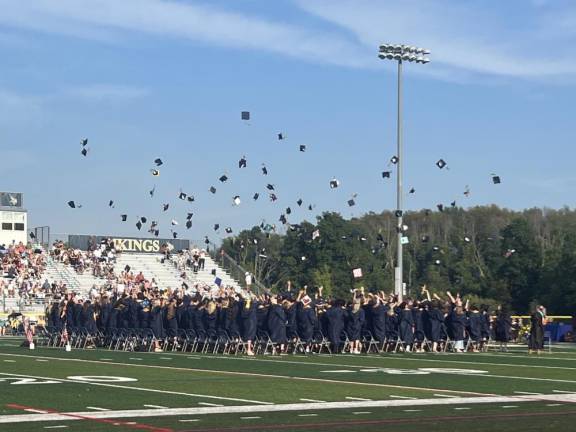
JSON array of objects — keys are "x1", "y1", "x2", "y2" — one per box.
[
  {"x1": 346, "y1": 300, "x2": 365, "y2": 354},
  {"x1": 267, "y1": 296, "x2": 287, "y2": 352},
  {"x1": 495, "y1": 305, "x2": 512, "y2": 352},
  {"x1": 399, "y1": 302, "x2": 415, "y2": 351},
  {"x1": 240, "y1": 295, "x2": 257, "y2": 355},
  {"x1": 325, "y1": 299, "x2": 346, "y2": 353}
]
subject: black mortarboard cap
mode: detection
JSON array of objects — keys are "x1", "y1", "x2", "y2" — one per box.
[
  {"x1": 149, "y1": 186, "x2": 155, "y2": 197},
  {"x1": 30, "y1": 232, "x2": 36, "y2": 239},
  {"x1": 492, "y1": 175, "x2": 501, "y2": 184},
  {"x1": 136, "y1": 221, "x2": 142, "y2": 230},
  {"x1": 382, "y1": 171, "x2": 391, "y2": 179},
  {"x1": 286, "y1": 207, "x2": 292, "y2": 215},
  {"x1": 186, "y1": 213, "x2": 193, "y2": 220},
  {"x1": 81, "y1": 138, "x2": 88, "y2": 146},
  {"x1": 154, "y1": 230, "x2": 159, "y2": 237},
  {"x1": 140, "y1": 217, "x2": 147, "y2": 223},
  {"x1": 179, "y1": 192, "x2": 187, "y2": 200},
  {"x1": 187, "y1": 196, "x2": 194, "y2": 202},
  {"x1": 269, "y1": 193, "x2": 277, "y2": 202},
  {"x1": 154, "y1": 158, "x2": 163, "y2": 166},
  {"x1": 173, "y1": 232, "x2": 178, "y2": 239},
  {"x1": 219, "y1": 175, "x2": 228, "y2": 182},
  {"x1": 163, "y1": 203, "x2": 169, "y2": 211},
  {"x1": 266, "y1": 184, "x2": 275, "y2": 191},
  {"x1": 394, "y1": 210, "x2": 402, "y2": 217},
  {"x1": 297, "y1": 198, "x2": 303, "y2": 206},
  {"x1": 299, "y1": 145, "x2": 306, "y2": 152},
  {"x1": 150, "y1": 169, "x2": 160, "y2": 176},
  {"x1": 185, "y1": 220, "x2": 192, "y2": 229},
  {"x1": 241, "y1": 111, "x2": 250, "y2": 120},
  {"x1": 108, "y1": 200, "x2": 114, "y2": 207},
  {"x1": 409, "y1": 187, "x2": 415, "y2": 194},
  {"x1": 67, "y1": 201, "x2": 76, "y2": 209},
  {"x1": 209, "y1": 186, "x2": 216, "y2": 194},
  {"x1": 329, "y1": 179, "x2": 340, "y2": 189},
  {"x1": 347, "y1": 199, "x2": 355, "y2": 207},
  {"x1": 436, "y1": 159, "x2": 447, "y2": 169},
  {"x1": 279, "y1": 214, "x2": 287, "y2": 224},
  {"x1": 437, "y1": 204, "x2": 444, "y2": 212},
  {"x1": 225, "y1": 227, "x2": 233, "y2": 234},
  {"x1": 278, "y1": 133, "x2": 284, "y2": 140},
  {"x1": 262, "y1": 166, "x2": 268, "y2": 175},
  {"x1": 121, "y1": 214, "x2": 127, "y2": 222},
  {"x1": 253, "y1": 193, "x2": 259, "y2": 201},
  {"x1": 214, "y1": 224, "x2": 220, "y2": 231},
  {"x1": 81, "y1": 148, "x2": 88, "y2": 157},
  {"x1": 308, "y1": 204, "x2": 313, "y2": 211},
  {"x1": 238, "y1": 156, "x2": 247, "y2": 168},
  {"x1": 451, "y1": 200, "x2": 456, "y2": 207},
  {"x1": 390, "y1": 156, "x2": 399, "y2": 164}
]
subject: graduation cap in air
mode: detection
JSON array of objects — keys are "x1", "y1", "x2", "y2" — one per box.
[
  {"x1": 67, "y1": 200, "x2": 80, "y2": 209},
  {"x1": 172, "y1": 232, "x2": 178, "y2": 239},
  {"x1": 297, "y1": 198, "x2": 303, "y2": 206},
  {"x1": 149, "y1": 186, "x2": 156, "y2": 197},
  {"x1": 451, "y1": 200, "x2": 457, "y2": 207},
  {"x1": 121, "y1": 214, "x2": 127, "y2": 222},
  {"x1": 219, "y1": 175, "x2": 228, "y2": 183},
  {"x1": 81, "y1": 147, "x2": 88, "y2": 157},
  {"x1": 492, "y1": 174, "x2": 501, "y2": 184},
  {"x1": 437, "y1": 204, "x2": 444, "y2": 212},
  {"x1": 279, "y1": 214, "x2": 287, "y2": 224},
  {"x1": 233, "y1": 196, "x2": 241, "y2": 206},
  {"x1": 464, "y1": 236, "x2": 471, "y2": 243},
  {"x1": 464, "y1": 185, "x2": 471, "y2": 197},
  {"x1": 225, "y1": 227, "x2": 233, "y2": 234},
  {"x1": 253, "y1": 193, "x2": 259, "y2": 201},
  {"x1": 382, "y1": 171, "x2": 391, "y2": 179},
  {"x1": 286, "y1": 207, "x2": 292, "y2": 215},
  {"x1": 261, "y1": 165, "x2": 268, "y2": 175},
  {"x1": 266, "y1": 184, "x2": 275, "y2": 191},
  {"x1": 187, "y1": 195, "x2": 194, "y2": 202},
  {"x1": 238, "y1": 156, "x2": 247, "y2": 168},
  {"x1": 171, "y1": 219, "x2": 178, "y2": 226},
  {"x1": 163, "y1": 203, "x2": 169, "y2": 211},
  {"x1": 150, "y1": 169, "x2": 160, "y2": 176},
  {"x1": 209, "y1": 186, "x2": 217, "y2": 194},
  {"x1": 108, "y1": 200, "x2": 114, "y2": 208},
  {"x1": 185, "y1": 220, "x2": 192, "y2": 229},
  {"x1": 394, "y1": 210, "x2": 403, "y2": 218},
  {"x1": 136, "y1": 221, "x2": 143, "y2": 230},
  {"x1": 409, "y1": 187, "x2": 415, "y2": 194},
  {"x1": 436, "y1": 159, "x2": 447, "y2": 169},
  {"x1": 241, "y1": 111, "x2": 250, "y2": 121},
  {"x1": 154, "y1": 158, "x2": 163, "y2": 167},
  {"x1": 29, "y1": 231, "x2": 36, "y2": 239},
  {"x1": 186, "y1": 213, "x2": 193, "y2": 221},
  {"x1": 140, "y1": 217, "x2": 147, "y2": 223},
  {"x1": 179, "y1": 192, "x2": 187, "y2": 200},
  {"x1": 81, "y1": 138, "x2": 88, "y2": 146},
  {"x1": 214, "y1": 223, "x2": 220, "y2": 231},
  {"x1": 347, "y1": 199, "x2": 356, "y2": 207},
  {"x1": 329, "y1": 178, "x2": 340, "y2": 189},
  {"x1": 154, "y1": 230, "x2": 159, "y2": 237},
  {"x1": 278, "y1": 133, "x2": 284, "y2": 140},
  {"x1": 308, "y1": 204, "x2": 313, "y2": 211},
  {"x1": 269, "y1": 193, "x2": 278, "y2": 202},
  {"x1": 299, "y1": 145, "x2": 306, "y2": 152},
  {"x1": 390, "y1": 156, "x2": 399, "y2": 165}
]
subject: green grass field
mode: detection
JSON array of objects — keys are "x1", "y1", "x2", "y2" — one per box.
[{"x1": 1, "y1": 338, "x2": 575, "y2": 432}]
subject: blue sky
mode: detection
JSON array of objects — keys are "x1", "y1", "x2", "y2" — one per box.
[{"x1": 1, "y1": 0, "x2": 575, "y2": 244}]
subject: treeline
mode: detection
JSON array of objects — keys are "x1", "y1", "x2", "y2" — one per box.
[{"x1": 221, "y1": 206, "x2": 576, "y2": 314}]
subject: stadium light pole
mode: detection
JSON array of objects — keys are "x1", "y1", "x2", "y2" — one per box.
[{"x1": 378, "y1": 44, "x2": 430, "y2": 302}]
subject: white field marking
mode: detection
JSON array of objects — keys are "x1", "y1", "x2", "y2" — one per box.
[
  {"x1": 25, "y1": 409, "x2": 48, "y2": 414},
  {"x1": 198, "y1": 402, "x2": 223, "y2": 407},
  {"x1": 345, "y1": 397, "x2": 371, "y2": 401},
  {"x1": 0, "y1": 353, "x2": 494, "y2": 397},
  {"x1": 501, "y1": 406, "x2": 519, "y2": 408},
  {"x1": 159, "y1": 357, "x2": 172, "y2": 360},
  {"x1": 99, "y1": 359, "x2": 113, "y2": 361},
  {"x1": 454, "y1": 407, "x2": 471, "y2": 410},
  {"x1": 514, "y1": 391, "x2": 542, "y2": 395},
  {"x1": 241, "y1": 416, "x2": 261, "y2": 420},
  {"x1": 85, "y1": 407, "x2": 109, "y2": 411},
  {"x1": 129, "y1": 358, "x2": 143, "y2": 361},
  {"x1": 43, "y1": 426, "x2": 68, "y2": 429},
  {"x1": 0, "y1": 394, "x2": 572, "y2": 424},
  {"x1": 143, "y1": 405, "x2": 168, "y2": 409},
  {"x1": 0, "y1": 372, "x2": 271, "y2": 405},
  {"x1": 403, "y1": 409, "x2": 422, "y2": 412},
  {"x1": 179, "y1": 419, "x2": 200, "y2": 422},
  {"x1": 35, "y1": 359, "x2": 49, "y2": 362},
  {"x1": 3, "y1": 360, "x2": 15, "y2": 363},
  {"x1": 434, "y1": 394, "x2": 457, "y2": 398},
  {"x1": 300, "y1": 398, "x2": 326, "y2": 403},
  {"x1": 547, "y1": 404, "x2": 564, "y2": 407},
  {"x1": 553, "y1": 390, "x2": 575, "y2": 394},
  {"x1": 352, "y1": 412, "x2": 371, "y2": 415},
  {"x1": 298, "y1": 413, "x2": 318, "y2": 417},
  {"x1": 389, "y1": 395, "x2": 415, "y2": 399}
]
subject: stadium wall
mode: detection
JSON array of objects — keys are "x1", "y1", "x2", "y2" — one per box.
[{"x1": 68, "y1": 235, "x2": 190, "y2": 253}]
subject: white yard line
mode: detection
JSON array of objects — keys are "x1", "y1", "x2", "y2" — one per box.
[
  {"x1": 0, "y1": 353, "x2": 493, "y2": 396},
  {"x1": 85, "y1": 407, "x2": 109, "y2": 411},
  {"x1": 454, "y1": 407, "x2": 471, "y2": 410},
  {"x1": 553, "y1": 390, "x2": 575, "y2": 394},
  {"x1": 352, "y1": 412, "x2": 371, "y2": 415},
  {"x1": 389, "y1": 395, "x2": 416, "y2": 399},
  {"x1": 240, "y1": 416, "x2": 261, "y2": 420},
  {"x1": 0, "y1": 372, "x2": 272, "y2": 405},
  {"x1": 345, "y1": 397, "x2": 372, "y2": 401},
  {"x1": 43, "y1": 426, "x2": 68, "y2": 429},
  {"x1": 546, "y1": 404, "x2": 563, "y2": 407},
  {"x1": 0, "y1": 394, "x2": 570, "y2": 425},
  {"x1": 300, "y1": 398, "x2": 326, "y2": 403},
  {"x1": 403, "y1": 409, "x2": 422, "y2": 412},
  {"x1": 3, "y1": 360, "x2": 15, "y2": 363},
  {"x1": 434, "y1": 394, "x2": 457, "y2": 398},
  {"x1": 501, "y1": 405, "x2": 519, "y2": 408},
  {"x1": 198, "y1": 402, "x2": 223, "y2": 407},
  {"x1": 179, "y1": 419, "x2": 200, "y2": 422},
  {"x1": 514, "y1": 391, "x2": 542, "y2": 395},
  {"x1": 298, "y1": 413, "x2": 318, "y2": 417},
  {"x1": 35, "y1": 359, "x2": 49, "y2": 362},
  {"x1": 143, "y1": 405, "x2": 168, "y2": 409}
]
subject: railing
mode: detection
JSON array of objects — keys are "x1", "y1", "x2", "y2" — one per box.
[{"x1": 209, "y1": 247, "x2": 267, "y2": 295}]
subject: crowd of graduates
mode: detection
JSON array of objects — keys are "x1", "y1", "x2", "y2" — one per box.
[{"x1": 43, "y1": 279, "x2": 545, "y2": 354}]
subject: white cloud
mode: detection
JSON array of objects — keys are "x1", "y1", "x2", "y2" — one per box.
[
  {"x1": 64, "y1": 84, "x2": 149, "y2": 102},
  {"x1": 295, "y1": 0, "x2": 576, "y2": 79}
]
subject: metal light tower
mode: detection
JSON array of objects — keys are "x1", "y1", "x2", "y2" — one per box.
[{"x1": 378, "y1": 44, "x2": 430, "y2": 301}]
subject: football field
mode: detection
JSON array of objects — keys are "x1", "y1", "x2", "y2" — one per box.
[{"x1": 1, "y1": 338, "x2": 576, "y2": 432}]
